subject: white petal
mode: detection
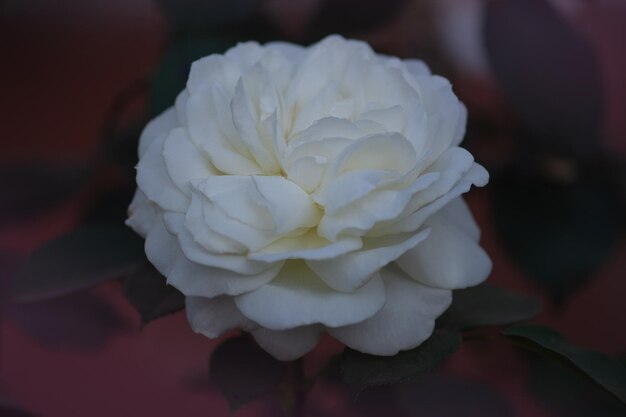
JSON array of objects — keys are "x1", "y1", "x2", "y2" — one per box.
[
  {"x1": 439, "y1": 197, "x2": 480, "y2": 242},
  {"x1": 317, "y1": 172, "x2": 440, "y2": 241},
  {"x1": 165, "y1": 213, "x2": 273, "y2": 275},
  {"x1": 331, "y1": 133, "x2": 417, "y2": 176},
  {"x1": 186, "y1": 296, "x2": 257, "y2": 338},
  {"x1": 136, "y1": 132, "x2": 188, "y2": 212},
  {"x1": 306, "y1": 229, "x2": 431, "y2": 292},
  {"x1": 145, "y1": 215, "x2": 182, "y2": 277},
  {"x1": 286, "y1": 156, "x2": 326, "y2": 193},
  {"x1": 185, "y1": 193, "x2": 246, "y2": 254},
  {"x1": 397, "y1": 213, "x2": 492, "y2": 290},
  {"x1": 379, "y1": 162, "x2": 489, "y2": 235},
  {"x1": 250, "y1": 176, "x2": 320, "y2": 235},
  {"x1": 126, "y1": 190, "x2": 157, "y2": 238},
  {"x1": 329, "y1": 265, "x2": 452, "y2": 356},
  {"x1": 249, "y1": 230, "x2": 362, "y2": 262},
  {"x1": 235, "y1": 261, "x2": 385, "y2": 330},
  {"x1": 186, "y1": 84, "x2": 262, "y2": 175},
  {"x1": 162, "y1": 127, "x2": 215, "y2": 196},
  {"x1": 168, "y1": 253, "x2": 283, "y2": 297},
  {"x1": 252, "y1": 325, "x2": 323, "y2": 361},
  {"x1": 231, "y1": 74, "x2": 280, "y2": 173},
  {"x1": 138, "y1": 107, "x2": 179, "y2": 158},
  {"x1": 315, "y1": 169, "x2": 399, "y2": 214}
]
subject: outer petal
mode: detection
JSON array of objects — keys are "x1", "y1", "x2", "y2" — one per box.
[
  {"x1": 136, "y1": 132, "x2": 188, "y2": 213},
  {"x1": 379, "y1": 162, "x2": 489, "y2": 235},
  {"x1": 126, "y1": 190, "x2": 157, "y2": 238},
  {"x1": 138, "y1": 106, "x2": 178, "y2": 158},
  {"x1": 167, "y1": 254, "x2": 283, "y2": 298},
  {"x1": 165, "y1": 212, "x2": 275, "y2": 275},
  {"x1": 249, "y1": 230, "x2": 362, "y2": 262},
  {"x1": 162, "y1": 127, "x2": 216, "y2": 196},
  {"x1": 439, "y1": 197, "x2": 480, "y2": 241},
  {"x1": 329, "y1": 265, "x2": 452, "y2": 356},
  {"x1": 145, "y1": 216, "x2": 183, "y2": 277},
  {"x1": 186, "y1": 296, "x2": 257, "y2": 338},
  {"x1": 252, "y1": 325, "x2": 324, "y2": 361},
  {"x1": 234, "y1": 261, "x2": 385, "y2": 330},
  {"x1": 306, "y1": 229, "x2": 431, "y2": 292},
  {"x1": 396, "y1": 212, "x2": 492, "y2": 290}
]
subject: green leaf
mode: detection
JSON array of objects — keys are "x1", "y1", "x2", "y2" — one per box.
[
  {"x1": 438, "y1": 284, "x2": 541, "y2": 329},
  {"x1": 149, "y1": 36, "x2": 234, "y2": 117},
  {"x1": 123, "y1": 262, "x2": 185, "y2": 326},
  {"x1": 209, "y1": 335, "x2": 287, "y2": 410},
  {"x1": 504, "y1": 325, "x2": 626, "y2": 405},
  {"x1": 0, "y1": 163, "x2": 89, "y2": 223},
  {"x1": 492, "y1": 166, "x2": 622, "y2": 303},
  {"x1": 529, "y1": 356, "x2": 626, "y2": 417},
  {"x1": 12, "y1": 226, "x2": 145, "y2": 302},
  {"x1": 341, "y1": 328, "x2": 462, "y2": 394}
]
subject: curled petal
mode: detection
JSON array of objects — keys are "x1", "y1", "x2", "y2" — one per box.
[
  {"x1": 186, "y1": 296, "x2": 257, "y2": 338},
  {"x1": 252, "y1": 325, "x2": 324, "y2": 361},
  {"x1": 136, "y1": 132, "x2": 188, "y2": 212},
  {"x1": 397, "y1": 212, "x2": 492, "y2": 290},
  {"x1": 306, "y1": 229, "x2": 431, "y2": 292},
  {"x1": 162, "y1": 127, "x2": 216, "y2": 196},
  {"x1": 235, "y1": 261, "x2": 385, "y2": 330},
  {"x1": 249, "y1": 230, "x2": 362, "y2": 262},
  {"x1": 126, "y1": 190, "x2": 157, "y2": 238},
  {"x1": 167, "y1": 254, "x2": 283, "y2": 298},
  {"x1": 138, "y1": 106, "x2": 179, "y2": 158},
  {"x1": 329, "y1": 265, "x2": 451, "y2": 356}
]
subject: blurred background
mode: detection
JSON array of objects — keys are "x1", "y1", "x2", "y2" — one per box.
[{"x1": 1, "y1": 0, "x2": 625, "y2": 416}]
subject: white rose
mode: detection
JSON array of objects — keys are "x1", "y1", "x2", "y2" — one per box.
[{"x1": 127, "y1": 35, "x2": 491, "y2": 360}]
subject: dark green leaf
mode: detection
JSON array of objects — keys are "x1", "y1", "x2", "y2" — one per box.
[
  {"x1": 209, "y1": 335, "x2": 287, "y2": 410},
  {"x1": 504, "y1": 325, "x2": 626, "y2": 405},
  {"x1": 12, "y1": 226, "x2": 145, "y2": 302},
  {"x1": 0, "y1": 164, "x2": 89, "y2": 222},
  {"x1": 393, "y1": 374, "x2": 515, "y2": 417},
  {"x1": 155, "y1": 0, "x2": 259, "y2": 35},
  {"x1": 341, "y1": 328, "x2": 462, "y2": 394},
  {"x1": 7, "y1": 289, "x2": 128, "y2": 350},
  {"x1": 484, "y1": 0, "x2": 603, "y2": 155},
  {"x1": 308, "y1": 0, "x2": 409, "y2": 40},
  {"x1": 0, "y1": 401, "x2": 37, "y2": 417},
  {"x1": 123, "y1": 262, "x2": 185, "y2": 326},
  {"x1": 150, "y1": 36, "x2": 234, "y2": 117},
  {"x1": 529, "y1": 356, "x2": 626, "y2": 417},
  {"x1": 493, "y1": 167, "x2": 622, "y2": 303},
  {"x1": 438, "y1": 284, "x2": 541, "y2": 329}
]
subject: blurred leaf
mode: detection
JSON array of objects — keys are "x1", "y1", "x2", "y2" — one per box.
[
  {"x1": 123, "y1": 262, "x2": 185, "y2": 326},
  {"x1": 0, "y1": 164, "x2": 89, "y2": 222},
  {"x1": 529, "y1": 356, "x2": 626, "y2": 417},
  {"x1": 0, "y1": 401, "x2": 37, "y2": 417},
  {"x1": 504, "y1": 325, "x2": 626, "y2": 405},
  {"x1": 484, "y1": 0, "x2": 603, "y2": 155},
  {"x1": 492, "y1": 165, "x2": 622, "y2": 302},
  {"x1": 155, "y1": 0, "x2": 259, "y2": 35},
  {"x1": 438, "y1": 284, "x2": 541, "y2": 330},
  {"x1": 209, "y1": 335, "x2": 287, "y2": 410},
  {"x1": 82, "y1": 187, "x2": 135, "y2": 226},
  {"x1": 341, "y1": 328, "x2": 462, "y2": 394},
  {"x1": 12, "y1": 226, "x2": 145, "y2": 302},
  {"x1": 308, "y1": 0, "x2": 409, "y2": 38},
  {"x1": 150, "y1": 36, "x2": 234, "y2": 117},
  {"x1": 7, "y1": 289, "x2": 128, "y2": 350},
  {"x1": 393, "y1": 374, "x2": 515, "y2": 417}
]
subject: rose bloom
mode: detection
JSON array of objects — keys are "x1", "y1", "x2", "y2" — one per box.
[{"x1": 127, "y1": 35, "x2": 491, "y2": 360}]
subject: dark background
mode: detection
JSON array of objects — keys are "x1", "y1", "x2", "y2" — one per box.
[{"x1": 1, "y1": 0, "x2": 625, "y2": 416}]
